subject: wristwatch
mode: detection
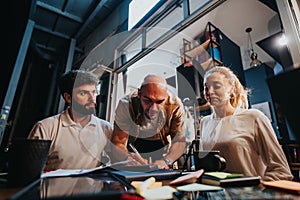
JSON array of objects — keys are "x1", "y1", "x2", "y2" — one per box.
[{"x1": 162, "y1": 157, "x2": 173, "y2": 168}]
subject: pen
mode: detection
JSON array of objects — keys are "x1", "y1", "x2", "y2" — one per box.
[
  {"x1": 148, "y1": 156, "x2": 152, "y2": 164},
  {"x1": 129, "y1": 143, "x2": 146, "y2": 163}
]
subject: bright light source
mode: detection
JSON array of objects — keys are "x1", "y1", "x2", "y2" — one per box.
[
  {"x1": 278, "y1": 34, "x2": 287, "y2": 46},
  {"x1": 128, "y1": 0, "x2": 160, "y2": 31}
]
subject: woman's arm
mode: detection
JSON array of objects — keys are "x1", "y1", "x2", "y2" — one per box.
[{"x1": 255, "y1": 111, "x2": 293, "y2": 181}]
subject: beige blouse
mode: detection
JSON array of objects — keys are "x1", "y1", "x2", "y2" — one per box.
[{"x1": 200, "y1": 108, "x2": 293, "y2": 181}]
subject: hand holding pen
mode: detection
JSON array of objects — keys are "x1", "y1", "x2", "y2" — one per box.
[{"x1": 128, "y1": 143, "x2": 148, "y2": 164}]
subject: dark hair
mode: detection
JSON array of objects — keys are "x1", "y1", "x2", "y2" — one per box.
[{"x1": 58, "y1": 70, "x2": 99, "y2": 96}]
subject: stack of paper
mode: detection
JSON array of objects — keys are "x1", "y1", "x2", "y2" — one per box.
[{"x1": 201, "y1": 172, "x2": 260, "y2": 187}]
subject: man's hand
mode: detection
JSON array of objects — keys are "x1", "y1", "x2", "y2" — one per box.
[
  {"x1": 154, "y1": 159, "x2": 170, "y2": 169},
  {"x1": 44, "y1": 151, "x2": 63, "y2": 171},
  {"x1": 127, "y1": 153, "x2": 148, "y2": 165}
]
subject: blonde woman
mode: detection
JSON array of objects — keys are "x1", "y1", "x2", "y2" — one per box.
[{"x1": 199, "y1": 66, "x2": 293, "y2": 181}]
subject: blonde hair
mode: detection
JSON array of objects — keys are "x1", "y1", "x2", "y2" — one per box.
[{"x1": 203, "y1": 66, "x2": 249, "y2": 109}]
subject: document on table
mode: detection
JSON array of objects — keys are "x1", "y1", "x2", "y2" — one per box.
[
  {"x1": 41, "y1": 160, "x2": 131, "y2": 178},
  {"x1": 169, "y1": 169, "x2": 204, "y2": 185},
  {"x1": 177, "y1": 183, "x2": 223, "y2": 192},
  {"x1": 141, "y1": 186, "x2": 177, "y2": 200},
  {"x1": 41, "y1": 166, "x2": 105, "y2": 178}
]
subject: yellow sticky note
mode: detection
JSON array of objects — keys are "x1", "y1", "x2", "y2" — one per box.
[{"x1": 131, "y1": 181, "x2": 162, "y2": 189}]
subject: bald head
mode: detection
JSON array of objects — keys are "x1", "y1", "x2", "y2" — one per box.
[
  {"x1": 141, "y1": 74, "x2": 167, "y2": 89},
  {"x1": 139, "y1": 74, "x2": 168, "y2": 120}
]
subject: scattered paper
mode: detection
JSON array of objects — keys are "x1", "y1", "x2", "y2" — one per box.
[
  {"x1": 141, "y1": 186, "x2": 177, "y2": 200},
  {"x1": 41, "y1": 166, "x2": 105, "y2": 178},
  {"x1": 177, "y1": 183, "x2": 223, "y2": 192},
  {"x1": 41, "y1": 160, "x2": 131, "y2": 178},
  {"x1": 169, "y1": 169, "x2": 204, "y2": 185}
]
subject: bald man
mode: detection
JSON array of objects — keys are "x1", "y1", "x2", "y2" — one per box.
[{"x1": 111, "y1": 74, "x2": 186, "y2": 169}]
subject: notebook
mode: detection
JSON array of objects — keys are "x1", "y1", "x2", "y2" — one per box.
[
  {"x1": 201, "y1": 172, "x2": 261, "y2": 187},
  {"x1": 109, "y1": 169, "x2": 182, "y2": 181}
]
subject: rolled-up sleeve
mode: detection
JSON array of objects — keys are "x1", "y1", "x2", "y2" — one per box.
[
  {"x1": 28, "y1": 122, "x2": 49, "y2": 140},
  {"x1": 114, "y1": 98, "x2": 131, "y2": 132}
]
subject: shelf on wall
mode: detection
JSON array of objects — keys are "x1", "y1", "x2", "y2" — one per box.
[
  {"x1": 185, "y1": 39, "x2": 220, "y2": 58},
  {"x1": 200, "y1": 57, "x2": 223, "y2": 71}
]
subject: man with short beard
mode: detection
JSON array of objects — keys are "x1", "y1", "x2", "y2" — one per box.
[
  {"x1": 28, "y1": 70, "x2": 112, "y2": 170},
  {"x1": 111, "y1": 74, "x2": 186, "y2": 169}
]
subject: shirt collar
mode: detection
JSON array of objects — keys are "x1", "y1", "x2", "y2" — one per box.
[
  {"x1": 61, "y1": 108, "x2": 97, "y2": 127},
  {"x1": 211, "y1": 108, "x2": 244, "y2": 119}
]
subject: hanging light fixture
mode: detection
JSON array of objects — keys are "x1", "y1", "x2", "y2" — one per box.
[{"x1": 245, "y1": 27, "x2": 262, "y2": 67}]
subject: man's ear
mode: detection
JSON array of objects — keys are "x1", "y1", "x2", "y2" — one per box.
[{"x1": 63, "y1": 92, "x2": 72, "y2": 105}]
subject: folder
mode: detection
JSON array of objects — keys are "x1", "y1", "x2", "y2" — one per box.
[
  {"x1": 169, "y1": 169, "x2": 204, "y2": 185},
  {"x1": 113, "y1": 164, "x2": 159, "y2": 172},
  {"x1": 109, "y1": 169, "x2": 182, "y2": 181},
  {"x1": 262, "y1": 180, "x2": 300, "y2": 194}
]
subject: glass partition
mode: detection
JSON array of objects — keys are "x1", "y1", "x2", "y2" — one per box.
[
  {"x1": 146, "y1": 5, "x2": 184, "y2": 46},
  {"x1": 189, "y1": 0, "x2": 212, "y2": 14},
  {"x1": 108, "y1": 0, "x2": 300, "y2": 134},
  {"x1": 122, "y1": 33, "x2": 143, "y2": 62}
]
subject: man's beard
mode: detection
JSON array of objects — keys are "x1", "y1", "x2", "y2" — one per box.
[
  {"x1": 146, "y1": 109, "x2": 159, "y2": 120},
  {"x1": 146, "y1": 104, "x2": 163, "y2": 120},
  {"x1": 72, "y1": 100, "x2": 96, "y2": 115}
]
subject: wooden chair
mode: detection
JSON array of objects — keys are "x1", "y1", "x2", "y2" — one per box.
[{"x1": 281, "y1": 142, "x2": 300, "y2": 181}]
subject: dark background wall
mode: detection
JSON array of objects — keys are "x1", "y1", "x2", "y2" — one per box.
[
  {"x1": 244, "y1": 64, "x2": 280, "y2": 138},
  {"x1": 1, "y1": 1, "x2": 31, "y2": 107}
]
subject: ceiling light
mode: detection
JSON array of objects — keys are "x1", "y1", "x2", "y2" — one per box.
[
  {"x1": 245, "y1": 27, "x2": 262, "y2": 67},
  {"x1": 278, "y1": 33, "x2": 287, "y2": 46}
]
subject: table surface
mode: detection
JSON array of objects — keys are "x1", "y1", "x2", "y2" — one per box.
[
  {"x1": 0, "y1": 188, "x2": 21, "y2": 200},
  {"x1": 1, "y1": 172, "x2": 300, "y2": 200}
]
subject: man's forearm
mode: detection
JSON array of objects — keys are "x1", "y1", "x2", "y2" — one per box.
[
  {"x1": 111, "y1": 144, "x2": 129, "y2": 162},
  {"x1": 165, "y1": 140, "x2": 186, "y2": 162}
]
